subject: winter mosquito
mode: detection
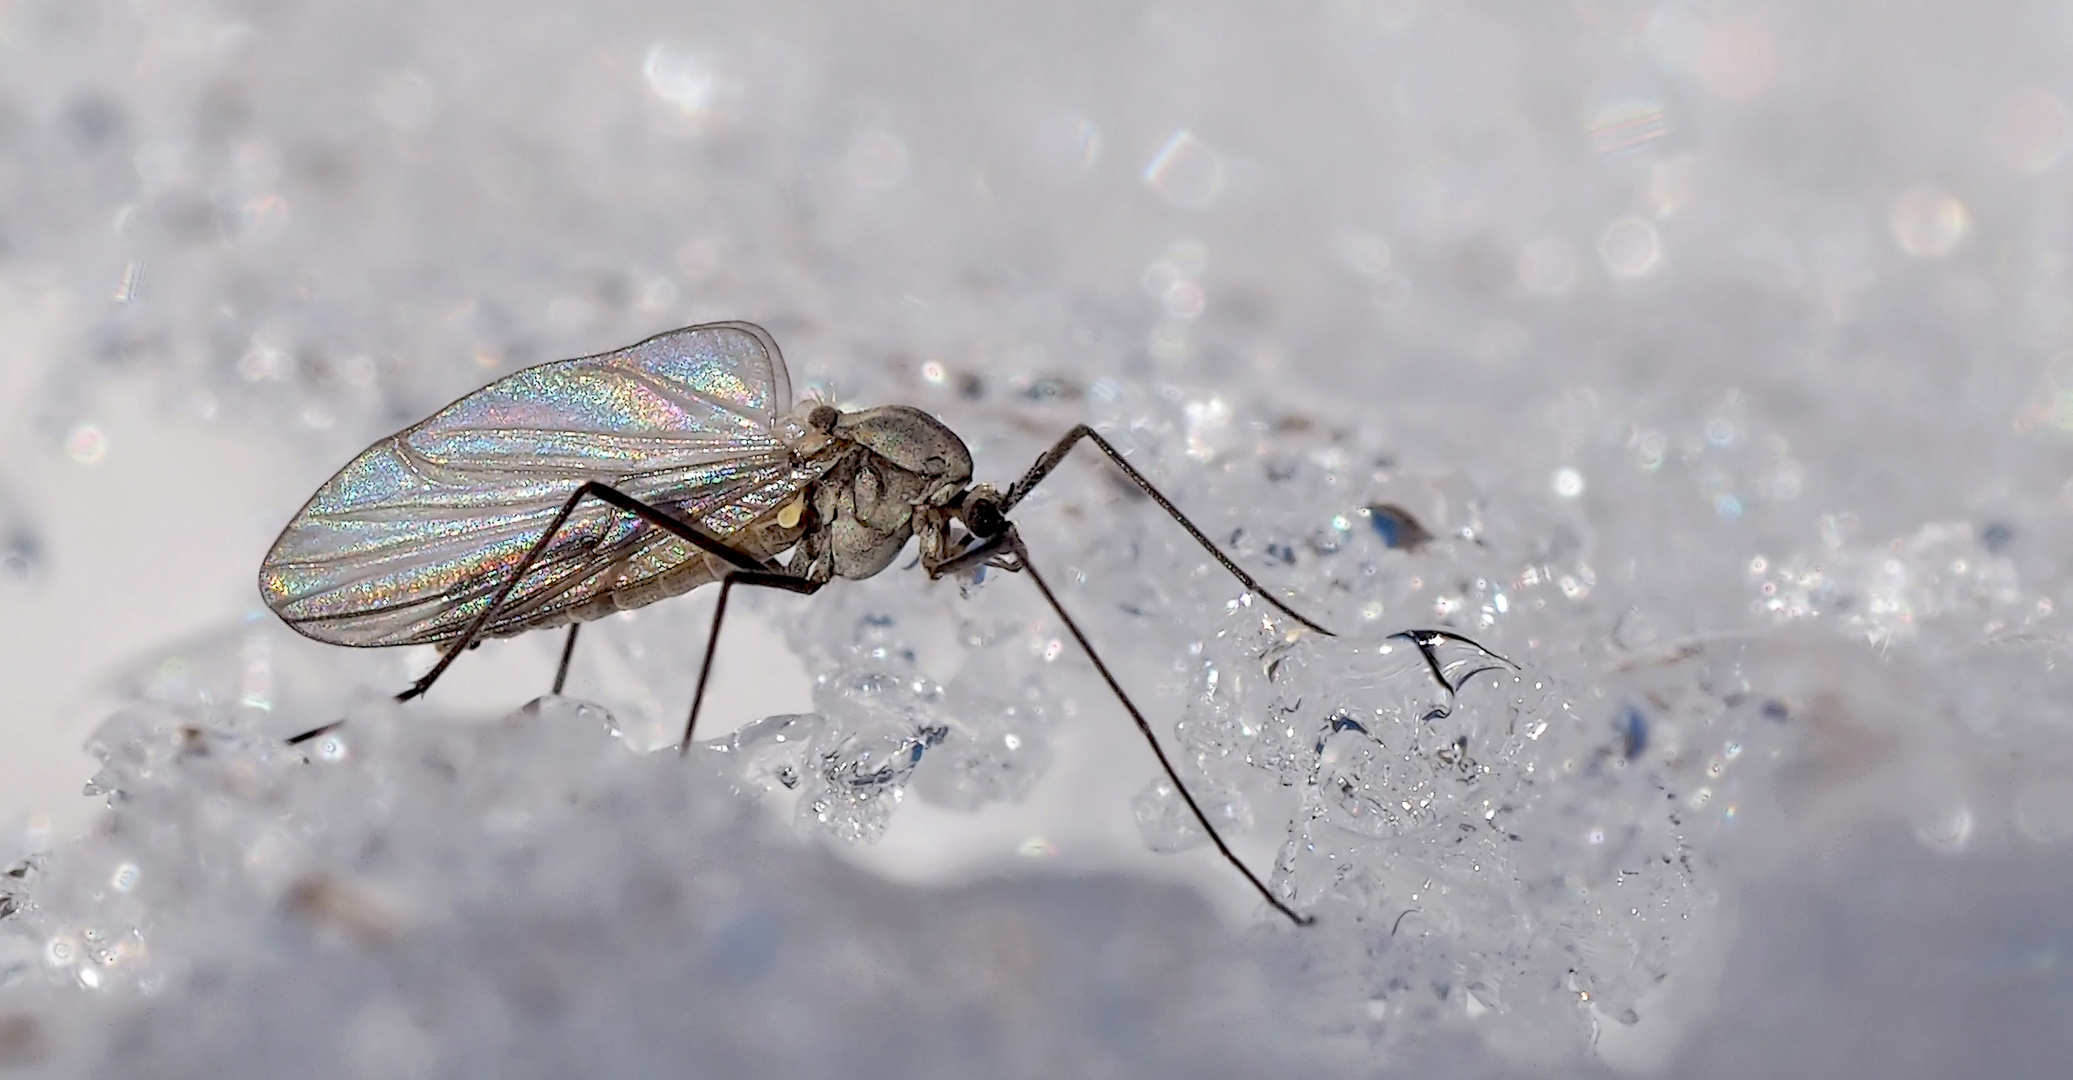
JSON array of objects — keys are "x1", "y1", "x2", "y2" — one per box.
[{"x1": 260, "y1": 322, "x2": 1500, "y2": 926}]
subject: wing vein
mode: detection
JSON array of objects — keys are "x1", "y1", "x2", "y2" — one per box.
[{"x1": 258, "y1": 323, "x2": 822, "y2": 647}]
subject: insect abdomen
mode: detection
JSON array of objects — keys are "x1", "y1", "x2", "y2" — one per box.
[{"x1": 496, "y1": 511, "x2": 808, "y2": 637}]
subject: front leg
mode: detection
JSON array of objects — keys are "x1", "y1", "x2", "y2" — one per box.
[
  {"x1": 923, "y1": 530, "x2": 1017, "y2": 580},
  {"x1": 1002, "y1": 425, "x2": 1334, "y2": 636}
]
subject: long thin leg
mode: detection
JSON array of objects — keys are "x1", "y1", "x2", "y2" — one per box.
[
  {"x1": 288, "y1": 482, "x2": 776, "y2": 746},
  {"x1": 680, "y1": 569, "x2": 826, "y2": 752},
  {"x1": 398, "y1": 481, "x2": 775, "y2": 704},
  {"x1": 1002, "y1": 425, "x2": 1333, "y2": 637},
  {"x1": 285, "y1": 721, "x2": 340, "y2": 746},
  {"x1": 926, "y1": 529, "x2": 1014, "y2": 580},
  {"x1": 551, "y1": 624, "x2": 582, "y2": 695},
  {"x1": 1005, "y1": 527, "x2": 1312, "y2": 926}
]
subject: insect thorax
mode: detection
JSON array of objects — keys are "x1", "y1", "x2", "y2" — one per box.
[{"x1": 791, "y1": 405, "x2": 974, "y2": 582}]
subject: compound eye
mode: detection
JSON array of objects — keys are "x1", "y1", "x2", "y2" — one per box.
[
  {"x1": 965, "y1": 497, "x2": 1006, "y2": 539},
  {"x1": 807, "y1": 404, "x2": 841, "y2": 433}
]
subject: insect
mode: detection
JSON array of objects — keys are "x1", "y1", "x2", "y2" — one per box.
[{"x1": 261, "y1": 321, "x2": 1494, "y2": 925}]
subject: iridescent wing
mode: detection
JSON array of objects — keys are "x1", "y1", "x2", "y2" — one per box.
[{"x1": 259, "y1": 322, "x2": 832, "y2": 647}]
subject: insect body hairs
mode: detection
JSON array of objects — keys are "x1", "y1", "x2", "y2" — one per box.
[{"x1": 261, "y1": 322, "x2": 1509, "y2": 926}]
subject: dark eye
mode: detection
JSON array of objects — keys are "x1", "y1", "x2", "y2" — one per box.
[{"x1": 965, "y1": 497, "x2": 1005, "y2": 539}]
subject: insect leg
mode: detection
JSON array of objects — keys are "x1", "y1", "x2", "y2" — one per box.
[
  {"x1": 1002, "y1": 527, "x2": 1312, "y2": 926},
  {"x1": 397, "y1": 481, "x2": 773, "y2": 705},
  {"x1": 925, "y1": 529, "x2": 1014, "y2": 579},
  {"x1": 680, "y1": 570, "x2": 825, "y2": 752},
  {"x1": 1002, "y1": 425, "x2": 1334, "y2": 636},
  {"x1": 551, "y1": 624, "x2": 582, "y2": 695},
  {"x1": 285, "y1": 721, "x2": 340, "y2": 746},
  {"x1": 287, "y1": 488, "x2": 776, "y2": 747}
]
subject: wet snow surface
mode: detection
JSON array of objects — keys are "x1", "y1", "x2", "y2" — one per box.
[{"x1": 4, "y1": 0, "x2": 2073, "y2": 1075}]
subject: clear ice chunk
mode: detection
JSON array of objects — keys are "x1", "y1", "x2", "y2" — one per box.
[
  {"x1": 1131, "y1": 776, "x2": 1252, "y2": 853},
  {"x1": 705, "y1": 711, "x2": 832, "y2": 795}
]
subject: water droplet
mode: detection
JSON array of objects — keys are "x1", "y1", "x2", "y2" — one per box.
[
  {"x1": 1163, "y1": 281, "x2": 1206, "y2": 319},
  {"x1": 1144, "y1": 128, "x2": 1226, "y2": 209},
  {"x1": 65, "y1": 423, "x2": 109, "y2": 464},
  {"x1": 1599, "y1": 218, "x2": 1663, "y2": 278},
  {"x1": 643, "y1": 42, "x2": 740, "y2": 131},
  {"x1": 44, "y1": 936, "x2": 76, "y2": 967},
  {"x1": 1888, "y1": 185, "x2": 1971, "y2": 258},
  {"x1": 1552, "y1": 468, "x2": 1586, "y2": 498},
  {"x1": 1636, "y1": 430, "x2": 1667, "y2": 471},
  {"x1": 1916, "y1": 803, "x2": 1974, "y2": 853}
]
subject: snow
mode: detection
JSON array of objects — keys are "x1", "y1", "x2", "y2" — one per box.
[{"x1": 3, "y1": 0, "x2": 2073, "y2": 1075}]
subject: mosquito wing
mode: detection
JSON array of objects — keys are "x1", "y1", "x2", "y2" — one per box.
[{"x1": 259, "y1": 322, "x2": 832, "y2": 647}]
